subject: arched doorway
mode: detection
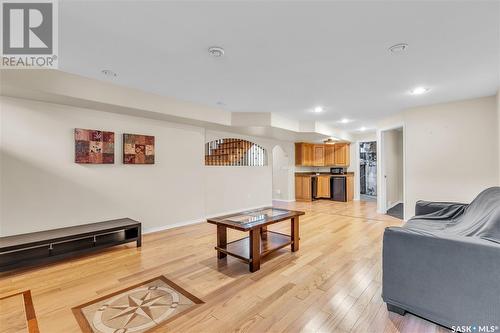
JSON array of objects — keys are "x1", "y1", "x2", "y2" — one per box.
[{"x1": 272, "y1": 145, "x2": 291, "y2": 201}]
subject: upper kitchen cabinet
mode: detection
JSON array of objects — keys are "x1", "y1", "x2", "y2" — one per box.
[
  {"x1": 295, "y1": 142, "x2": 350, "y2": 167},
  {"x1": 334, "y1": 143, "x2": 350, "y2": 166},
  {"x1": 295, "y1": 143, "x2": 313, "y2": 166},
  {"x1": 324, "y1": 144, "x2": 335, "y2": 166},
  {"x1": 313, "y1": 145, "x2": 325, "y2": 166}
]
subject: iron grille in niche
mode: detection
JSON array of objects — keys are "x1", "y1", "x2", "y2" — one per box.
[{"x1": 205, "y1": 138, "x2": 267, "y2": 166}]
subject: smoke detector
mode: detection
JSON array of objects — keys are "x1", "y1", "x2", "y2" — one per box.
[
  {"x1": 208, "y1": 46, "x2": 225, "y2": 57},
  {"x1": 101, "y1": 69, "x2": 117, "y2": 77},
  {"x1": 388, "y1": 43, "x2": 408, "y2": 53}
]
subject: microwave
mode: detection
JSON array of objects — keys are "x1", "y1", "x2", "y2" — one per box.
[{"x1": 330, "y1": 167, "x2": 345, "y2": 175}]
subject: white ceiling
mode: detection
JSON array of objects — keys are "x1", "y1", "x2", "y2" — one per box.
[{"x1": 59, "y1": 1, "x2": 500, "y2": 132}]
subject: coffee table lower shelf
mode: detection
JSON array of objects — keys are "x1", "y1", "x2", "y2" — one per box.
[{"x1": 215, "y1": 231, "x2": 292, "y2": 263}]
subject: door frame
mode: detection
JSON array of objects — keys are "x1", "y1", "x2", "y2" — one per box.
[
  {"x1": 377, "y1": 123, "x2": 406, "y2": 220},
  {"x1": 357, "y1": 140, "x2": 377, "y2": 200}
]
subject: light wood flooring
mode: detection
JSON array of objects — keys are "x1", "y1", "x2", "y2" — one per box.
[{"x1": 0, "y1": 200, "x2": 450, "y2": 333}]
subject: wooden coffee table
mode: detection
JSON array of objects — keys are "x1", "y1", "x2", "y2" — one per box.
[{"x1": 207, "y1": 207, "x2": 305, "y2": 272}]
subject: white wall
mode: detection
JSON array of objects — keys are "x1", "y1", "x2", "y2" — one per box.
[
  {"x1": 0, "y1": 97, "x2": 293, "y2": 236},
  {"x1": 497, "y1": 91, "x2": 500, "y2": 184},
  {"x1": 347, "y1": 143, "x2": 359, "y2": 200},
  {"x1": 0, "y1": 100, "x2": 3, "y2": 236},
  {"x1": 382, "y1": 129, "x2": 403, "y2": 208},
  {"x1": 0, "y1": 97, "x2": 205, "y2": 235},
  {"x1": 203, "y1": 129, "x2": 273, "y2": 217},
  {"x1": 351, "y1": 131, "x2": 377, "y2": 143},
  {"x1": 204, "y1": 130, "x2": 295, "y2": 215},
  {"x1": 377, "y1": 95, "x2": 499, "y2": 220},
  {"x1": 272, "y1": 146, "x2": 292, "y2": 201}
]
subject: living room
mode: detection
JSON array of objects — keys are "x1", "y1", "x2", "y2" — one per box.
[{"x1": 1, "y1": 1, "x2": 499, "y2": 333}]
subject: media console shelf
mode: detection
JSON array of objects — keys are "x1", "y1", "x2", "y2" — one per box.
[{"x1": 0, "y1": 218, "x2": 141, "y2": 272}]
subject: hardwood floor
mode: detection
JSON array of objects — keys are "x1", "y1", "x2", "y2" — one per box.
[{"x1": 0, "y1": 200, "x2": 450, "y2": 333}]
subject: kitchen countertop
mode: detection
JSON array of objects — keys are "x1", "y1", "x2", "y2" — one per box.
[{"x1": 295, "y1": 172, "x2": 354, "y2": 177}]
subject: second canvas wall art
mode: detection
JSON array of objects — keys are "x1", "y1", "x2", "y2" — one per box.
[{"x1": 123, "y1": 133, "x2": 155, "y2": 164}]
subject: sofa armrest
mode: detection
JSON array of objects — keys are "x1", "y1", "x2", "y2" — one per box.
[
  {"x1": 382, "y1": 227, "x2": 500, "y2": 327},
  {"x1": 415, "y1": 200, "x2": 467, "y2": 216}
]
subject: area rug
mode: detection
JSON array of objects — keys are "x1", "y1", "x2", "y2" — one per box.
[
  {"x1": 0, "y1": 290, "x2": 39, "y2": 333},
  {"x1": 72, "y1": 276, "x2": 203, "y2": 333}
]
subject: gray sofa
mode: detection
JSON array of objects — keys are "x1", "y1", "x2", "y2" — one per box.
[{"x1": 382, "y1": 187, "x2": 500, "y2": 328}]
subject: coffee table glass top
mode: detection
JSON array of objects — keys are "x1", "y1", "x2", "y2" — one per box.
[
  {"x1": 225, "y1": 208, "x2": 289, "y2": 224},
  {"x1": 207, "y1": 207, "x2": 305, "y2": 231}
]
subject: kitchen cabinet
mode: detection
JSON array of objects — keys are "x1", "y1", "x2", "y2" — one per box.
[
  {"x1": 313, "y1": 145, "x2": 325, "y2": 166},
  {"x1": 295, "y1": 175, "x2": 312, "y2": 201},
  {"x1": 316, "y1": 175, "x2": 331, "y2": 198},
  {"x1": 295, "y1": 143, "x2": 314, "y2": 166},
  {"x1": 346, "y1": 175, "x2": 354, "y2": 201},
  {"x1": 324, "y1": 145, "x2": 335, "y2": 166},
  {"x1": 295, "y1": 173, "x2": 354, "y2": 202},
  {"x1": 295, "y1": 142, "x2": 350, "y2": 167},
  {"x1": 334, "y1": 143, "x2": 350, "y2": 167}
]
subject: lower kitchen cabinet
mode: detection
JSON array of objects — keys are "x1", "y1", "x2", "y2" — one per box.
[
  {"x1": 316, "y1": 175, "x2": 331, "y2": 198},
  {"x1": 295, "y1": 174, "x2": 354, "y2": 202},
  {"x1": 346, "y1": 175, "x2": 354, "y2": 201},
  {"x1": 295, "y1": 175, "x2": 312, "y2": 201}
]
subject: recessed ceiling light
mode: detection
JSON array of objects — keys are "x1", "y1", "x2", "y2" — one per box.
[
  {"x1": 337, "y1": 118, "x2": 353, "y2": 124},
  {"x1": 360, "y1": 126, "x2": 367, "y2": 132},
  {"x1": 409, "y1": 86, "x2": 430, "y2": 95},
  {"x1": 101, "y1": 69, "x2": 117, "y2": 77},
  {"x1": 312, "y1": 106, "x2": 323, "y2": 113},
  {"x1": 208, "y1": 46, "x2": 225, "y2": 57},
  {"x1": 389, "y1": 43, "x2": 408, "y2": 53}
]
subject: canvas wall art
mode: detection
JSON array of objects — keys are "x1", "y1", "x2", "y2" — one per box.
[
  {"x1": 123, "y1": 133, "x2": 155, "y2": 164},
  {"x1": 75, "y1": 129, "x2": 115, "y2": 164}
]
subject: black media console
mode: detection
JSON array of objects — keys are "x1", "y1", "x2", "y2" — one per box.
[{"x1": 0, "y1": 218, "x2": 141, "y2": 272}]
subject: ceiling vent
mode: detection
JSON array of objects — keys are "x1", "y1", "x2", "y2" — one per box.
[
  {"x1": 101, "y1": 69, "x2": 117, "y2": 77},
  {"x1": 208, "y1": 47, "x2": 225, "y2": 57},
  {"x1": 388, "y1": 43, "x2": 408, "y2": 53}
]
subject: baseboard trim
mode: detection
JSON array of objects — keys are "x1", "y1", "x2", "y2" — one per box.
[
  {"x1": 144, "y1": 204, "x2": 271, "y2": 235},
  {"x1": 142, "y1": 218, "x2": 204, "y2": 234},
  {"x1": 272, "y1": 199, "x2": 296, "y2": 203}
]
